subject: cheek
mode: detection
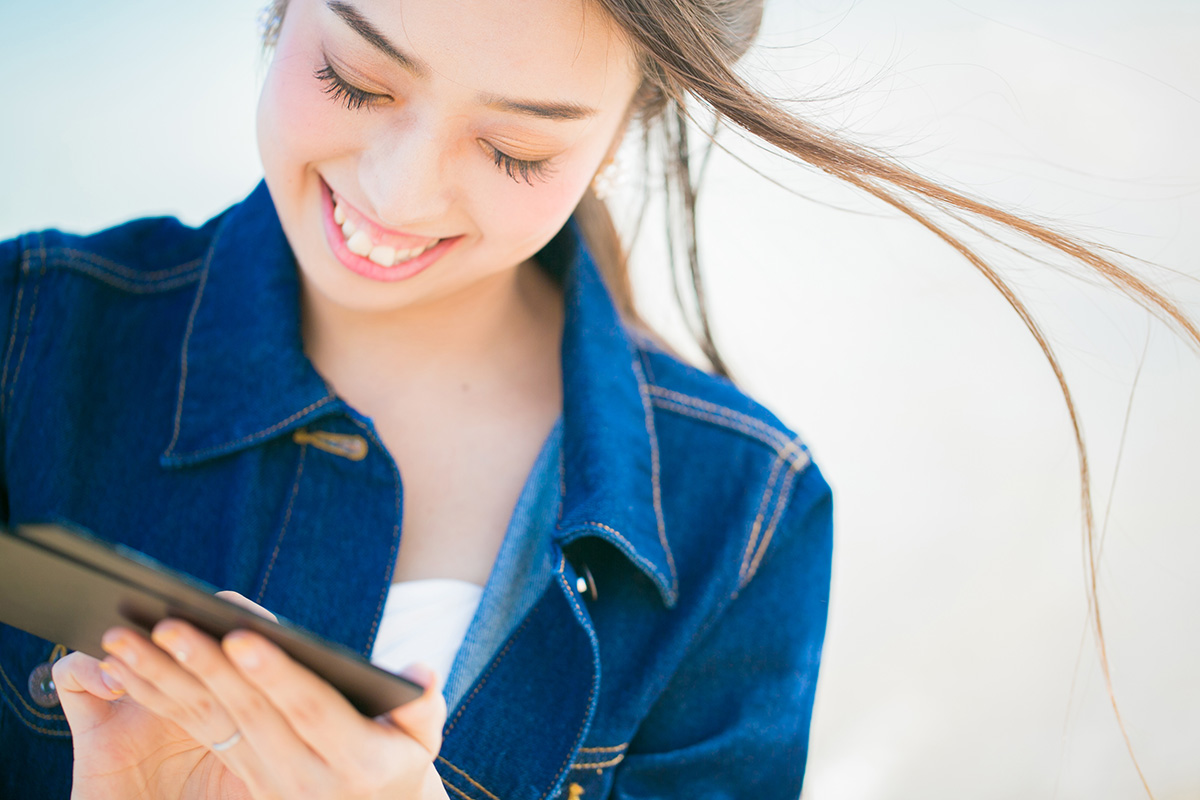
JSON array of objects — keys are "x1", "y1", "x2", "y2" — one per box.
[
  {"x1": 473, "y1": 160, "x2": 598, "y2": 257},
  {"x1": 257, "y1": 41, "x2": 355, "y2": 180}
]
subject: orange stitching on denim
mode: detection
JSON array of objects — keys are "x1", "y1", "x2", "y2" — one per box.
[
  {"x1": 632, "y1": 355, "x2": 677, "y2": 597},
  {"x1": 740, "y1": 448, "x2": 787, "y2": 584},
  {"x1": 572, "y1": 753, "x2": 625, "y2": 769},
  {"x1": 350, "y1": 418, "x2": 402, "y2": 656},
  {"x1": 44, "y1": 249, "x2": 203, "y2": 281},
  {"x1": 577, "y1": 743, "x2": 627, "y2": 753},
  {"x1": 739, "y1": 438, "x2": 804, "y2": 585},
  {"x1": 168, "y1": 397, "x2": 336, "y2": 462},
  {"x1": 444, "y1": 608, "x2": 536, "y2": 734},
  {"x1": 441, "y1": 779, "x2": 474, "y2": 800},
  {"x1": 745, "y1": 456, "x2": 806, "y2": 584},
  {"x1": 539, "y1": 566, "x2": 600, "y2": 800},
  {"x1": 436, "y1": 757, "x2": 500, "y2": 800},
  {"x1": 577, "y1": 521, "x2": 672, "y2": 600},
  {"x1": 650, "y1": 398, "x2": 807, "y2": 468},
  {"x1": 165, "y1": 244, "x2": 214, "y2": 455},
  {"x1": 647, "y1": 385, "x2": 792, "y2": 448},
  {"x1": 253, "y1": 445, "x2": 307, "y2": 606},
  {"x1": 0, "y1": 658, "x2": 67, "y2": 723}
]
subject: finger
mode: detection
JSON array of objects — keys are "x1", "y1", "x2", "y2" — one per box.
[
  {"x1": 52, "y1": 651, "x2": 125, "y2": 733},
  {"x1": 222, "y1": 630, "x2": 410, "y2": 780},
  {"x1": 154, "y1": 620, "x2": 325, "y2": 793},
  {"x1": 387, "y1": 663, "x2": 447, "y2": 757},
  {"x1": 100, "y1": 627, "x2": 236, "y2": 745},
  {"x1": 215, "y1": 590, "x2": 279, "y2": 622}
]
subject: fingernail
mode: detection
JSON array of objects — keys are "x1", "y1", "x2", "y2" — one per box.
[
  {"x1": 101, "y1": 630, "x2": 135, "y2": 667},
  {"x1": 151, "y1": 625, "x2": 188, "y2": 664},
  {"x1": 224, "y1": 634, "x2": 260, "y2": 670},
  {"x1": 98, "y1": 662, "x2": 126, "y2": 696}
]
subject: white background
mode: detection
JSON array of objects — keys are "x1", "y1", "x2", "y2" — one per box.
[{"x1": 1, "y1": 1, "x2": 1197, "y2": 798}]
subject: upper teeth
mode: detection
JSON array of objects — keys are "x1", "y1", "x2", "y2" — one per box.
[{"x1": 334, "y1": 198, "x2": 439, "y2": 267}]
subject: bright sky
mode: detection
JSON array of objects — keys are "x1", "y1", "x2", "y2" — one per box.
[{"x1": 1, "y1": 1, "x2": 1197, "y2": 797}]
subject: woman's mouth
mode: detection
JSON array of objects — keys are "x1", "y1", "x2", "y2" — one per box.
[{"x1": 319, "y1": 180, "x2": 458, "y2": 282}]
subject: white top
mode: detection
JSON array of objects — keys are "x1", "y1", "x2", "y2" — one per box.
[{"x1": 368, "y1": 579, "x2": 484, "y2": 683}]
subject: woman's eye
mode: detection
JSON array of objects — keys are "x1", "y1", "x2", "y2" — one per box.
[
  {"x1": 487, "y1": 145, "x2": 554, "y2": 185},
  {"x1": 314, "y1": 60, "x2": 390, "y2": 111}
]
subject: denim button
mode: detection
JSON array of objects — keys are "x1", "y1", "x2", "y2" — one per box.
[
  {"x1": 293, "y1": 429, "x2": 369, "y2": 460},
  {"x1": 28, "y1": 661, "x2": 60, "y2": 708}
]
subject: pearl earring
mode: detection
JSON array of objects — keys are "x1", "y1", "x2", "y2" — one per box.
[{"x1": 591, "y1": 157, "x2": 621, "y2": 201}]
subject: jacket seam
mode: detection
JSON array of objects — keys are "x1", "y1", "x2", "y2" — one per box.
[
  {"x1": 253, "y1": 445, "x2": 307, "y2": 606},
  {"x1": 349, "y1": 418, "x2": 403, "y2": 657},
  {"x1": 738, "y1": 437, "x2": 807, "y2": 588},
  {"x1": 744, "y1": 453, "x2": 809, "y2": 586},
  {"x1": 577, "y1": 743, "x2": 628, "y2": 754},
  {"x1": 443, "y1": 607, "x2": 538, "y2": 735},
  {"x1": 35, "y1": 261, "x2": 203, "y2": 295},
  {"x1": 1, "y1": 247, "x2": 30, "y2": 415},
  {"x1": 41, "y1": 248, "x2": 204, "y2": 282},
  {"x1": 437, "y1": 758, "x2": 500, "y2": 800},
  {"x1": 574, "y1": 521, "x2": 672, "y2": 604},
  {"x1": 6, "y1": 236, "x2": 45, "y2": 415},
  {"x1": 632, "y1": 352, "x2": 677, "y2": 601},
  {"x1": 646, "y1": 385, "x2": 792, "y2": 448},
  {"x1": 539, "y1": 561, "x2": 601, "y2": 800},
  {"x1": 649, "y1": 395, "x2": 810, "y2": 469},
  {"x1": 0, "y1": 658, "x2": 68, "y2": 726},
  {"x1": 165, "y1": 237, "x2": 215, "y2": 457},
  {"x1": 572, "y1": 753, "x2": 625, "y2": 769},
  {"x1": 163, "y1": 396, "x2": 337, "y2": 463}
]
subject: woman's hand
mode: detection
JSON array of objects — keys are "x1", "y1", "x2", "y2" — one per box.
[{"x1": 52, "y1": 591, "x2": 448, "y2": 799}]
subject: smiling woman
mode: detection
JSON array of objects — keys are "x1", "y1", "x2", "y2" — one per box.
[{"x1": 0, "y1": 0, "x2": 1198, "y2": 799}]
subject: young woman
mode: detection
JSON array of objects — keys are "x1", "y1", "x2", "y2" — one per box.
[{"x1": 0, "y1": 1, "x2": 1194, "y2": 799}]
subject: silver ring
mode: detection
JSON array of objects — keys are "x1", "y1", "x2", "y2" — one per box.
[{"x1": 210, "y1": 729, "x2": 243, "y2": 752}]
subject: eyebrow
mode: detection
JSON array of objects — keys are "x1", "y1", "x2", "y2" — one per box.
[
  {"x1": 327, "y1": 1, "x2": 428, "y2": 76},
  {"x1": 326, "y1": 1, "x2": 598, "y2": 122}
]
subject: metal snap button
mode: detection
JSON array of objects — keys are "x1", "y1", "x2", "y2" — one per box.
[
  {"x1": 28, "y1": 662, "x2": 60, "y2": 708},
  {"x1": 574, "y1": 563, "x2": 598, "y2": 602}
]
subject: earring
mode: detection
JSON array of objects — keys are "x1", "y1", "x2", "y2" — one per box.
[{"x1": 591, "y1": 157, "x2": 621, "y2": 201}]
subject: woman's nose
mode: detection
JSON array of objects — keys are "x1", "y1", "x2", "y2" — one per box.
[{"x1": 357, "y1": 121, "x2": 453, "y2": 231}]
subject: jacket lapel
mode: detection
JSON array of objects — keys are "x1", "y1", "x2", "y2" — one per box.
[{"x1": 437, "y1": 558, "x2": 598, "y2": 800}]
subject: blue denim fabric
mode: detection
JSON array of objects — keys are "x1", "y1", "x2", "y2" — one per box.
[
  {"x1": 0, "y1": 181, "x2": 833, "y2": 800},
  {"x1": 443, "y1": 418, "x2": 562, "y2": 712}
]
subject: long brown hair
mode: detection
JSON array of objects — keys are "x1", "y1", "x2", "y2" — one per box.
[
  {"x1": 263, "y1": 1, "x2": 1194, "y2": 792},
  {"x1": 577, "y1": 1, "x2": 1198, "y2": 795}
]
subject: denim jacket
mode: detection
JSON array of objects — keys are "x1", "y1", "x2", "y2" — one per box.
[{"x1": 0, "y1": 182, "x2": 833, "y2": 800}]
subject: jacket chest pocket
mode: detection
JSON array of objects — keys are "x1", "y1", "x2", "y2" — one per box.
[
  {"x1": 0, "y1": 625, "x2": 76, "y2": 798},
  {"x1": 557, "y1": 743, "x2": 627, "y2": 800},
  {"x1": 0, "y1": 626, "x2": 72, "y2": 738}
]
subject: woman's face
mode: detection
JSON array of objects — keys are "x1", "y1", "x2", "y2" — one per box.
[{"x1": 257, "y1": 0, "x2": 641, "y2": 314}]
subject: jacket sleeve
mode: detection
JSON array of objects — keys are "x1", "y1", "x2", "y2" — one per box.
[
  {"x1": 610, "y1": 464, "x2": 834, "y2": 799},
  {"x1": 0, "y1": 235, "x2": 22, "y2": 523}
]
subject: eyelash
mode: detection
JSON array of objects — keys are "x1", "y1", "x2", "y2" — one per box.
[
  {"x1": 314, "y1": 57, "x2": 554, "y2": 186},
  {"x1": 488, "y1": 146, "x2": 555, "y2": 186},
  {"x1": 314, "y1": 60, "x2": 387, "y2": 111}
]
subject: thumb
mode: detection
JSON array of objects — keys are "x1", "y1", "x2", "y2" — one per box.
[
  {"x1": 215, "y1": 590, "x2": 279, "y2": 622},
  {"x1": 52, "y1": 651, "x2": 125, "y2": 733},
  {"x1": 387, "y1": 663, "x2": 447, "y2": 757}
]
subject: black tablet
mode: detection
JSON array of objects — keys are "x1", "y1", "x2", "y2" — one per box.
[{"x1": 0, "y1": 522, "x2": 422, "y2": 717}]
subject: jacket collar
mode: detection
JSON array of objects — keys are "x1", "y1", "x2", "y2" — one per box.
[{"x1": 162, "y1": 180, "x2": 676, "y2": 607}]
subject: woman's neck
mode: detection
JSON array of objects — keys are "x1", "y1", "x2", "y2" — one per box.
[{"x1": 299, "y1": 260, "x2": 564, "y2": 416}]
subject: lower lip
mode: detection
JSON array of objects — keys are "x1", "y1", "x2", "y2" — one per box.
[{"x1": 319, "y1": 181, "x2": 458, "y2": 283}]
